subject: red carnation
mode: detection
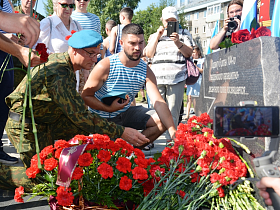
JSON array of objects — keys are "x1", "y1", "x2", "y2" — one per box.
[
  {"x1": 35, "y1": 43, "x2": 47, "y2": 54},
  {"x1": 116, "y1": 157, "x2": 132, "y2": 173},
  {"x1": 54, "y1": 140, "x2": 70, "y2": 149},
  {"x1": 231, "y1": 29, "x2": 251, "y2": 44},
  {"x1": 119, "y1": 176, "x2": 132, "y2": 191},
  {"x1": 250, "y1": 28, "x2": 256, "y2": 39},
  {"x1": 72, "y1": 167, "x2": 84, "y2": 180},
  {"x1": 14, "y1": 186, "x2": 24, "y2": 203},
  {"x1": 97, "y1": 163, "x2": 114, "y2": 179},
  {"x1": 40, "y1": 145, "x2": 54, "y2": 160},
  {"x1": 71, "y1": 30, "x2": 76, "y2": 34},
  {"x1": 44, "y1": 157, "x2": 58, "y2": 171},
  {"x1": 97, "y1": 150, "x2": 111, "y2": 162},
  {"x1": 56, "y1": 186, "x2": 74, "y2": 206},
  {"x1": 177, "y1": 190, "x2": 186, "y2": 199},
  {"x1": 255, "y1": 26, "x2": 271, "y2": 38},
  {"x1": 15, "y1": 11, "x2": 19, "y2": 13},
  {"x1": 55, "y1": 148, "x2": 63, "y2": 159},
  {"x1": 78, "y1": 153, "x2": 93, "y2": 167},
  {"x1": 26, "y1": 166, "x2": 41, "y2": 178},
  {"x1": 132, "y1": 166, "x2": 148, "y2": 180},
  {"x1": 40, "y1": 51, "x2": 49, "y2": 62}
]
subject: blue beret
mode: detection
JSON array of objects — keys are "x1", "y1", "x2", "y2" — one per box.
[
  {"x1": 101, "y1": 91, "x2": 128, "y2": 101},
  {"x1": 68, "y1": 30, "x2": 103, "y2": 49}
]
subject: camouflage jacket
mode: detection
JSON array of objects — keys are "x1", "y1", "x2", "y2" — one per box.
[{"x1": 6, "y1": 52, "x2": 125, "y2": 139}]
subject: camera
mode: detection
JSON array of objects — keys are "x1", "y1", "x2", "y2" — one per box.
[
  {"x1": 167, "y1": 21, "x2": 179, "y2": 37},
  {"x1": 227, "y1": 15, "x2": 241, "y2": 33},
  {"x1": 213, "y1": 106, "x2": 279, "y2": 138}
]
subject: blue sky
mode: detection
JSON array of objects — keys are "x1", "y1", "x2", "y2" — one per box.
[{"x1": 36, "y1": 0, "x2": 160, "y2": 16}]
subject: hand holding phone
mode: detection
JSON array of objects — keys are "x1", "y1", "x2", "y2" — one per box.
[{"x1": 167, "y1": 21, "x2": 179, "y2": 37}]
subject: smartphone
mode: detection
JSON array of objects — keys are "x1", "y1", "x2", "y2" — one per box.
[
  {"x1": 167, "y1": 21, "x2": 179, "y2": 37},
  {"x1": 193, "y1": 60, "x2": 198, "y2": 65},
  {"x1": 102, "y1": 96, "x2": 127, "y2": 106},
  {"x1": 213, "y1": 106, "x2": 279, "y2": 138}
]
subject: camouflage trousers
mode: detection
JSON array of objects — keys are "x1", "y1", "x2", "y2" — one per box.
[{"x1": 0, "y1": 115, "x2": 89, "y2": 191}]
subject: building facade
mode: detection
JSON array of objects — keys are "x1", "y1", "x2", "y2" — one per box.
[{"x1": 177, "y1": 0, "x2": 231, "y2": 56}]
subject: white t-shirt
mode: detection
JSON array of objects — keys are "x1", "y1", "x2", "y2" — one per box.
[{"x1": 34, "y1": 13, "x2": 83, "y2": 53}]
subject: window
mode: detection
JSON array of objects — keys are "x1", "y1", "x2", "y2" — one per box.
[
  {"x1": 194, "y1": 12, "x2": 199, "y2": 20},
  {"x1": 203, "y1": 25, "x2": 206, "y2": 33},
  {"x1": 185, "y1": 14, "x2": 190, "y2": 21},
  {"x1": 195, "y1": 27, "x2": 199, "y2": 34},
  {"x1": 203, "y1": 10, "x2": 207, "y2": 18},
  {"x1": 207, "y1": 4, "x2": 221, "y2": 16},
  {"x1": 180, "y1": 0, "x2": 185, "y2": 6},
  {"x1": 203, "y1": 40, "x2": 207, "y2": 47}
]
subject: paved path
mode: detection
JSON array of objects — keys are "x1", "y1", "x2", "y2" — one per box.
[{"x1": 0, "y1": 103, "x2": 192, "y2": 209}]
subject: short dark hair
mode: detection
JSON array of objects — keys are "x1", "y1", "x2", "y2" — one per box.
[
  {"x1": 120, "y1": 7, "x2": 133, "y2": 20},
  {"x1": 227, "y1": 0, "x2": 243, "y2": 15},
  {"x1": 106, "y1": 20, "x2": 116, "y2": 31},
  {"x1": 122, "y1": 23, "x2": 144, "y2": 38}
]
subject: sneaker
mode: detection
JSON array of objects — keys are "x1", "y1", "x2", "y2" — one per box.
[
  {"x1": 140, "y1": 97, "x2": 146, "y2": 103},
  {"x1": 0, "y1": 150, "x2": 18, "y2": 164},
  {"x1": 190, "y1": 110, "x2": 195, "y2": 114}
]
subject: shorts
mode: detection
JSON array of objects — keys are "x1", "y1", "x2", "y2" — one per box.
[
  {"x1": 107, "y1": 106, "x2": 155, "y2": 130},
  {"x1": 186, "y1": 74, "x2": 202, "y2": 97}
]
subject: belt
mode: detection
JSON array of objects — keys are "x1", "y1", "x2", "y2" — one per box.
[{"x1": 9, "y1": 111, "x2": 33, "y2": 124}]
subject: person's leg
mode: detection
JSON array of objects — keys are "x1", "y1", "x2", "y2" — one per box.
[
  {"x1": 186, "y1": 95, "x2": 192, "y2": 119},
  {"x1": 165, "y1": 81, "x2": 185, "y2": 129},
  {"x1": 140, "y1": 87, "x2": 146, "y2": 103}
]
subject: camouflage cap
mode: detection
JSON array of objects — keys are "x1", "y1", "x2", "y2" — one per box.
[{"x1": 68, "y1": 30, "x2": 103, "y2": 49}]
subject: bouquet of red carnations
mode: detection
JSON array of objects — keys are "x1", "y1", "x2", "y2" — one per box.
[
  {"x1": 137, "y1": 113, "x2": 264, "y2": 210},
  {"x1": 14, "y1": 134, "x2": 154, "y2": 209}
]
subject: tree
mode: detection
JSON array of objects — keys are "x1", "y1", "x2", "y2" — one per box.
[
  {"x1": 43, "y1": 0, "x2": 53, "y2": 16},
  {"x1": 132, "y1": 0, "x2": 174, "y2": 43},
  {"x1": 87, "y1": 0, "x2": 141, "y2": 37}
]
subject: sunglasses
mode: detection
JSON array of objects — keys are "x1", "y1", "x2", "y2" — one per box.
[
  {"x1": 59, "y1": 2, "x2": 75, "y2": 8},
  {"x1": 77, "y1": 0, "x2": 89, "y2": 2}
]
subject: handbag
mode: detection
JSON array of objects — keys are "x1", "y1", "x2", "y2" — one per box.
[{"x1": 185, "y1": 57, "x2": 200, "y2": 85}]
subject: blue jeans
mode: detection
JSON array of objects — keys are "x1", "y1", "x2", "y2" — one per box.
[{"x1": 0, "y1": 50, "x2": 14, "y2": 146}]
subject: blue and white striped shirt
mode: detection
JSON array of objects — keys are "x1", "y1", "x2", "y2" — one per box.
[
  {"x1": 0, "y1": 0, "x2": 13, "y2": 34},
  {"x1": 89, "y1": 53, "x2": 147, "y2": 118},
  {"x1": 71, "y1": 11, "x2": 100, "y2": 33}
]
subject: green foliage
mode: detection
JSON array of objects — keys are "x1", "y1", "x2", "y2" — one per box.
[
  {"x1": 219, "y1": 37, "x2": 235, "y2": 49},
  {"x1": 132, "y1": 0, "x2": 174, "y2": 42},
  {"x1": 86, "y1": 0, "x2": 140, "y2": 38},
  {"x1": 43, "y1": 0, "x2": 54, "y2": 17}
]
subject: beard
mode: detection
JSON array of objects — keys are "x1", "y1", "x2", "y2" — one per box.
[{"x1": 124, "y1": 49, "x2": 142, "y2": 61}]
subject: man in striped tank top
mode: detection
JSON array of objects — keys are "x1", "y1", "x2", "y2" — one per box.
[{"x1": 82, "y1": 24, "x2": 176, "y2": 149}]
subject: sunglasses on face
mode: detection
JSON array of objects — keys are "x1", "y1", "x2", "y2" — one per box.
[
  {"x1": 59, "y1": 2, "x2": 75, "y2": 8},
  {"x1": 77, "y1": 0, "x2": 89, "y2": 2}
]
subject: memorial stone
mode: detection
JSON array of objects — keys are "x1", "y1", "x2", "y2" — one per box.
[{"x1": 195, "y1": 36, "x2": 280, "y2": 209}]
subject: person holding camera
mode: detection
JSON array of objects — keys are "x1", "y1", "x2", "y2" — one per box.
[
  {"x1": 256, "y1": 177, "x2": 280, "y2": 206},
  {"x1": 144, "y1": 6, "x2": 193, "y2": 141},
  {"x1": 210, "y1": 0, "x2": 243, "y2": 50}
]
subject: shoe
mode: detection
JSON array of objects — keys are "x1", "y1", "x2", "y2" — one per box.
[
  {"x1": 140, "y1": 97, "x2": 146, "y2": 103},
  {"x1": 143, "y1": 143, "x2": 154, "y2": 151},
  {"x1": 190, "y1": 110, "x2": 195, "y2": 114},
  {"x1": 0, "y1": 150, "x2": 18, "y2": 164}
]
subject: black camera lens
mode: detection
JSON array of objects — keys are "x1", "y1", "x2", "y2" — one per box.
[{"x1": 227, "y1": 15, "x2": 240, "y2": 33}]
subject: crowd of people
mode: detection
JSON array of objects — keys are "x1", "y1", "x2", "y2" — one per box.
[{"x1": 1, "y1": 0, "x2": 280, "y2": 205}]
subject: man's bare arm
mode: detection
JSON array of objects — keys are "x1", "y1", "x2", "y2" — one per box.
[
  {"x1": 0, "y1": 33, "x2": 43, "y2": 67},
  {"x1": 109, "y1": 26, "x2": 117, "y2": 54},
  {"x1": 145, "y1": 66, "x2": 176, "y2": 139}
]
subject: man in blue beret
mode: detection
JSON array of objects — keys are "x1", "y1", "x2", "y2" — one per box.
[
  {"x1": 1, "y1": 30, "x2": 149, "y2": 191},
  {"x1": 82, "y1": 24, "x2": 177, "y2": 150}
]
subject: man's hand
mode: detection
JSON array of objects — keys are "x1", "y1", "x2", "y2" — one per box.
[
  {"x1": 157, "y1": 26, "x2": 165, "y2": 38},
  {"x1": 256, "y1": 177, "x2": 280, "y2": 206},
  {"x1": 107, "y1": 96, "x2": 130, "y2": 112},
  {"x1": 121, "y1": 127, "x2": 150, "y2": 147},
  {"x1": 169, "y1": 32, "x2": 180, "y2": 45},
  {"x1": 3, "y1": 33, "x2": 20, "y2": 43},
  {"x1": 19, "y1": 47, "x2": 44, "y2": 67},
  {"x1": 0, "y1": 12, "x2": 40, "y2": 47}
]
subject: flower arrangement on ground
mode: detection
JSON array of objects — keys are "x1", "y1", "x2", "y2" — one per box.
[
  {"x1": 15, "y1": 134, "x2": 154, "y2": 209},
  {"x1": 14, "y1": 113, "x2": 265, "y2": 210}
]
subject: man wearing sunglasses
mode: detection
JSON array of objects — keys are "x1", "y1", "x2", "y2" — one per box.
[{"x1": 1, "y1": 30, "x2": 149, "y2": 191}]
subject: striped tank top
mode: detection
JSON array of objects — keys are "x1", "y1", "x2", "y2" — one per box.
[
  {"x1": 115, "y1": 24, "x2": 125, "y2": 53},
  {"x1": 89, "y1": 53, "x2": 147, "y2": 118}
]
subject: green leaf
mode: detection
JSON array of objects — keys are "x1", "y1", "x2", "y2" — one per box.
[
  {"x1": 45, "y1": 173, "x2": 55, "y2": 183},
  {"x1": 153, "y1": 152, "x2": 162, "y2": 160},
  {"x1": 250, "y1": 18, "x2": 257, "y2": 31}
]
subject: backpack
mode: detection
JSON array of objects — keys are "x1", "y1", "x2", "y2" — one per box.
[
  {"x1": 185, "y1": 57, "x2": 200, "y2": 85},
  {"x1": 181, "y1": 29, "x2": 200, "y2": 85}
]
